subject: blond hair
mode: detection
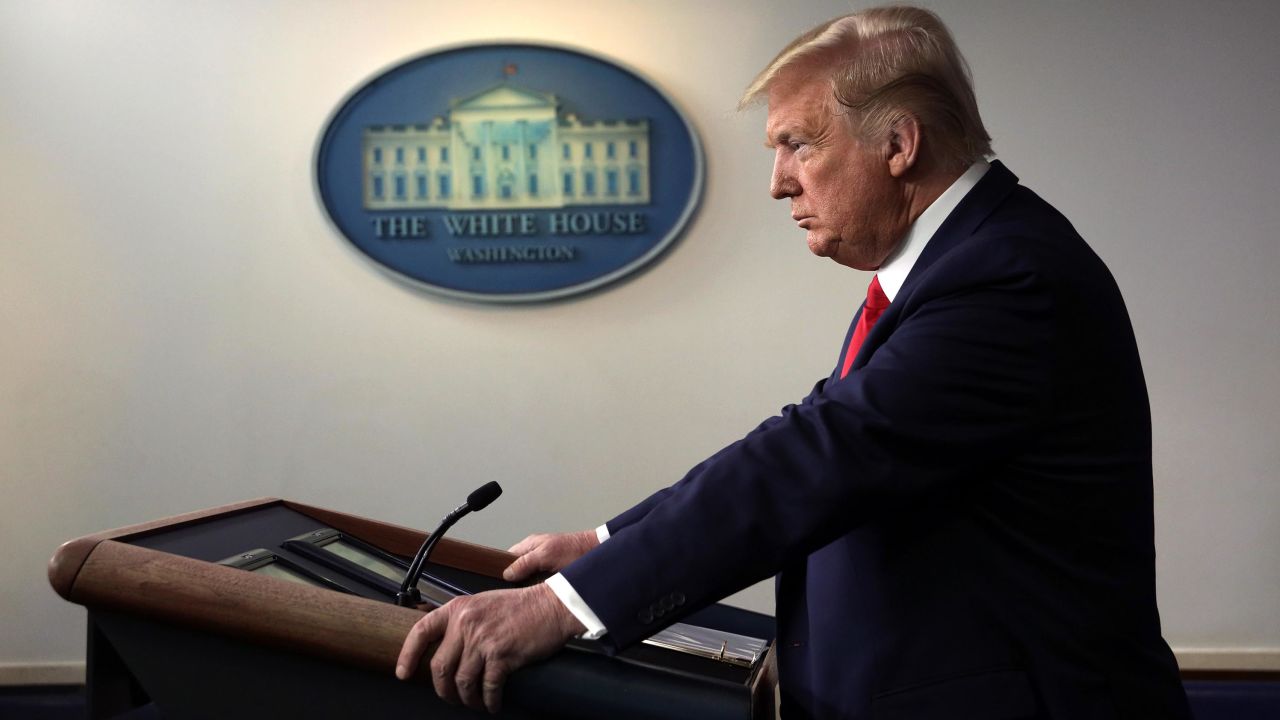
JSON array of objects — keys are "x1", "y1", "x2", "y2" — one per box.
[{"x1": 741, "y1": 6, "x2": 992, "y2": 171}]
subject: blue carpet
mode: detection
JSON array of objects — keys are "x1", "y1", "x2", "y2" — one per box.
[{"x1": 0, "y1": 686, "x2": 83, "y2": 720}]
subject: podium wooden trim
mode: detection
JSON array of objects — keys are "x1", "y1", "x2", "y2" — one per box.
[{"x1": 49, "y1": 498, "x2": 778, "y2": 720}]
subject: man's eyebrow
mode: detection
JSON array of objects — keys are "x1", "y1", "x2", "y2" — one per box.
[{"x1": 764, "y1": 130, "x2": 792, "y2": 149}]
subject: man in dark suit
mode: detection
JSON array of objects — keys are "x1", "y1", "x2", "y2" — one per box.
[{"x1": 397, "y1": 6, "x2": 1190, "y2": 718}]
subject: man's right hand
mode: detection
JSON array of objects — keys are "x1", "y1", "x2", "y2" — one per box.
[{"x1": 503, "y1": 530, "x2": 599, "y2": 582}]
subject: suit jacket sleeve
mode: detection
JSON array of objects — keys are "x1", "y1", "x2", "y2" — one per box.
[
  {"x1": 605, "y1": 378, "x2": 831, "y2": 534},
  {"x1": 562, "y1": 231, "x2": 1063, "y2": 650}
]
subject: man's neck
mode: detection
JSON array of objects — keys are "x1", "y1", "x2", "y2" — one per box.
[{"x1": 903, "y1": 166, "x2": 967, "y2": 229}]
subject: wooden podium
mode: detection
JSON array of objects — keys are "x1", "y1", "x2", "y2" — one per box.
[{"x1": 48, "y1": 498, "x2": 778, "y2": 719}]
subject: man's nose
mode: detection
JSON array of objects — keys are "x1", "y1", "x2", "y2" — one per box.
[{"x1": 770, "y1": 157, "x2": 797, "y2": 200}]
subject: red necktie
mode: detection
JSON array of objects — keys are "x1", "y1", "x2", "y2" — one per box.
[{"x1": 839, "y1": 275, "x2": 890, "y2": 379}]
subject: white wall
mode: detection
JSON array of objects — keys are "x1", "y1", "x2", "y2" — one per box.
[{"x1": 2, "y1": 0, "x2": 1277, "y2": 674}]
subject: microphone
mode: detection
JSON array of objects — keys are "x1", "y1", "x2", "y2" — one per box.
[
  {"x1": 397, "y1": 481, "x2": 502, "y2": 607},
  {"x1": 466, "y1": 481, "x2": 502, "y2": 512}
]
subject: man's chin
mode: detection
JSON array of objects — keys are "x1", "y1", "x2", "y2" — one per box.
[{"x1": 807, "y1": 235, "x2": 838, "y2": 258}]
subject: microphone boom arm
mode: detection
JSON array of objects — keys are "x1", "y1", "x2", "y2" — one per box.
[{"x1": 396, "y1": 482, "x2": 502, "y2": 608}]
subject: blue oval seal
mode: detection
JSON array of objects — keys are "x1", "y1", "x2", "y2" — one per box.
[{"x1": 315, "y1": 43, "x2": 704, "y2": 303}]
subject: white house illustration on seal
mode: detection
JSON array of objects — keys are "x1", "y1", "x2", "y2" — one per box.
[{"x1": 362, "y1": 83, "x2": 651, "y2": 210}]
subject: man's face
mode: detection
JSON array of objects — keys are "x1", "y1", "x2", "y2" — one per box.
[{"x1": 765, "y1": 72, "x2": 908, "y2": 271}]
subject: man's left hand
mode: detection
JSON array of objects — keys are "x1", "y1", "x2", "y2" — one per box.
[{"x1": 396, "y1": 583, "x2": 586, "y2": 714}]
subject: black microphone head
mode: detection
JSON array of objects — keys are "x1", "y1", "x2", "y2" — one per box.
[{"x1": 466, "y1": 481, "x2": 502, "y2": 512}]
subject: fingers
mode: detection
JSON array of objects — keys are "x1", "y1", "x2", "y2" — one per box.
[
  {"x1": 483, "y1": 661, "x2": 509, "y2": 714},
  {"x1": 506, "y1": 533, "x2": 543, "y2": 555},
  {"x1": 503, "y1": 530, "x2": 598, "y2": 581},
  {"x1": 428, "y1": 613, "x2": 465, "y2": 704},
  {"x1": 504, "y1": 534, "x2": 549, "y2": 581},
  {"x1": 396, "y1": 587, "x2": 574, "y2": 715},
  {"x1": 423, "y1": 601, "x2": 504, "y2": 713},
  {"x1": 502, "y1": 552, "x2": 538, "y2": 582},
  {"x1": 396, "y1": 605, "x2": 448, "y2": 680},
  {"x1": 453, "y1": 642, "x2": 486, "y2": 711}
]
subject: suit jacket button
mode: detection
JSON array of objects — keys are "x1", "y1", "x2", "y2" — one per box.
[
  {"x1": 637, "y1": 608, "x2": 654, "y2": 624},
  {"x1": 672, "y1": 592, "x2": 685, "y2": 606},
  {"x1": 659, "y1": 596, "x2": 675, "y2": 612}
]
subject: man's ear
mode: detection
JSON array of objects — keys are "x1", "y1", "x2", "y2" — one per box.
[{"x1": 885, "y1": 113, "x2": 922, "y2": 178}]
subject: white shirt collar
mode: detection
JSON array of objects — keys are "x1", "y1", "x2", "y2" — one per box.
[{"x1": 876, "y1": 160, "x2": 991, "y2": 302}]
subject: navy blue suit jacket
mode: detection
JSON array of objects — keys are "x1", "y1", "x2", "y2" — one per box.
[{"x1": 560, "y1": 162, "x2": 1190, "y2": 719}]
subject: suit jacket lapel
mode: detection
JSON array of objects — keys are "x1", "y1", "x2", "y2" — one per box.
[{"x1": 831, "y1": 301, "x2": 866, "y2": 379}]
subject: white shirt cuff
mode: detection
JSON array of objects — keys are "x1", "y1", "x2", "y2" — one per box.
[
  {"x1": 596, "y1": 524, "x2": 611, "y2": 543},
  {"x1": 545, "y1": 572, "x2": 608, "y2": 640}
]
